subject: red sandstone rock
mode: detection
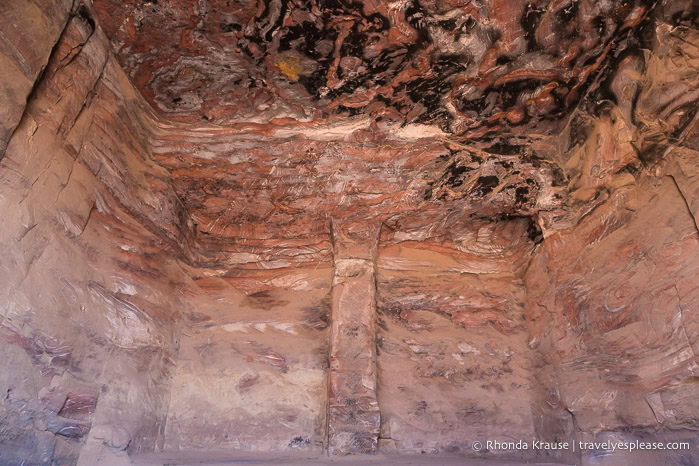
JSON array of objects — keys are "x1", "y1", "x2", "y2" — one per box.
[{"x1": 0, "y1": 1, "x2": 697, "y2": 465}]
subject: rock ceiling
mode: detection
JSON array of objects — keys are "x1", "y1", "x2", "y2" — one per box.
[
  {"x1": 94, "y1": 0, "x2": 661, "y2": 138},
  {"x1": 87, "y1": 0, "x2": 697, "y2": 262}
]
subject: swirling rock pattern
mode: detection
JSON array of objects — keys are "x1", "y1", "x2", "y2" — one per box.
[
  {"x1": 0, "y1": 0, "x2": 697, "y2": 464},
  {"x1": 93, "y1": 0, "x2": 690, "y2": 138}
]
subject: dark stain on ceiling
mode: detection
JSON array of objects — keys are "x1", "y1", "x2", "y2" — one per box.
[{"x1": 92, "y1": 0, "x2": 678, "y2": 138}]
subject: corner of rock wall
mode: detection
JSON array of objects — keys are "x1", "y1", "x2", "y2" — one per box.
[
  {"x1": 524, "y1": 15, "x2": 698, "y2": 466},
  {"x1": 0, "y1": 2, "x2": 195, "y2": 464}
]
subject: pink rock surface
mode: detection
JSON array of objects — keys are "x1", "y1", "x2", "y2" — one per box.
[{"x1": 0, "y1": 1, "x2": 696, "y2": 465}]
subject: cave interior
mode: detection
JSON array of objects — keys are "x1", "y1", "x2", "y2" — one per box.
[{"x1": 0, "y1": 0, "x2": 697, "y2": 465}]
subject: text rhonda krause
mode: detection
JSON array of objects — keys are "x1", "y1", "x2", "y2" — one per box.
[{"x1": 485, "y1": 440, "x2": 691, "y2": 451}]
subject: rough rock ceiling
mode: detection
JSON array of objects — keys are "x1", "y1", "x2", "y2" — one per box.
[
  {"x1": 89, "y1": 0, "x2": 697, "y2": 270},
  {"x1": 93, "y1": 0, "x2": 669, "y2": 137},
  {"x1": 152, "y1": 133, "x2": 557, "y2": 268}
]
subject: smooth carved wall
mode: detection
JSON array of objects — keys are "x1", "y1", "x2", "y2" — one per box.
[
  {"x1": 162, "y1": 267, "x2": 333, "y2": 452},
  {"x1": 376, "y1": 221, "x2": 536, "y2": 456}
]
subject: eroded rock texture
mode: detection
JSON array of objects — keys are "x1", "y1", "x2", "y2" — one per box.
[
  {"x1": 92, "y1": 0, "x2": 689, "y2": 140},
  {"x1": 0, "y1": 0, "x2": 697, "y2": 465},
  {"x1": 524, "y1": 20, "x2": 699, "y2": 464},
  {"x1": 376, "y1": 220, "x2": 536, "y2": 455},
  {"x1": 0, "y1": 3, "x2": 190, "y2": 464}
]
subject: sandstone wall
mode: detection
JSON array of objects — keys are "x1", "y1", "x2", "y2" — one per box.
[
  {"x1": 0, "y1": 2, "x2": 193, "y2": 464},
  {"x1": 524, "y1": 21, "x2": 699, "y2": 465},
  {"x1": 162, "y1": 267, "x2": 332, "y2": 452},
  {"x1": 376, "y1": 219, "x2": 537, "y2": 457}
]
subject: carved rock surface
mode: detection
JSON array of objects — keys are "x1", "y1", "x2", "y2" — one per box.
[
  {"x1": 92, "y1": 0, "x2": 694, "y2": 141},
  {"x1": 0, "y1": 0, "x2": 697, "y2": 465}
]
